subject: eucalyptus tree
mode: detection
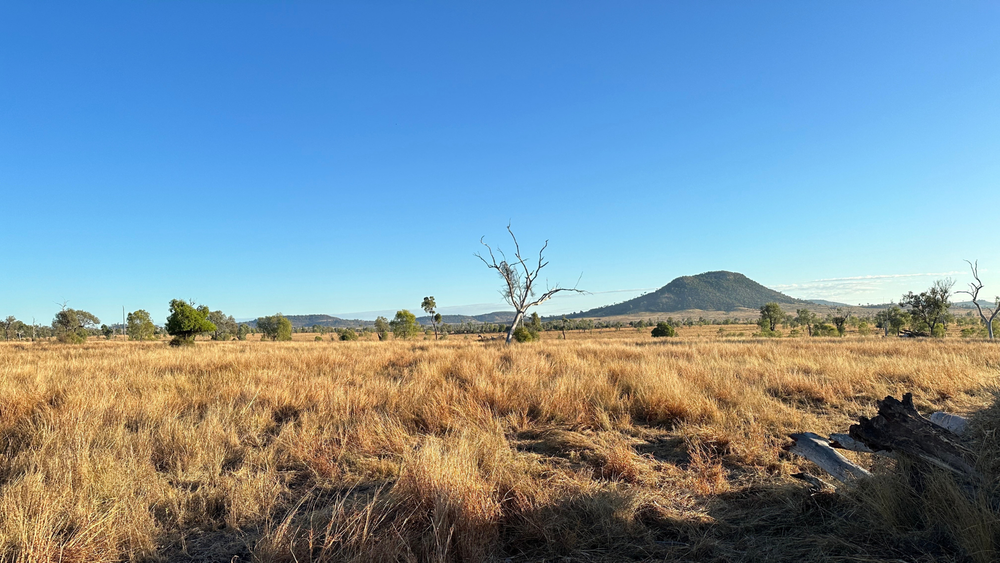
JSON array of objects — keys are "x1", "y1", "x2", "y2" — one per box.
[
  {"x1": 901, "y1": 279, "x2": 954, "y2": 337},
  {"x1": 126, "y1": 310, "x2": 157, "y2": 341},
  {"x1": 421, "y1": 296, "x2": 441, "y2": 340},
  {"x1": 166, "y1": 299, "x2": 216, "y2": 345},
  {"x1": 52, "y1": 307, "x2": 100, "y2": 343},
  {"x1": 390, "y1": 310, "x2": 419, "y2": 340}
]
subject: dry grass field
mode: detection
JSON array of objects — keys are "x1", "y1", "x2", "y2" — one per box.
[{"x1": 2, "y1": 336, "x2": 1000, "y2": 562}]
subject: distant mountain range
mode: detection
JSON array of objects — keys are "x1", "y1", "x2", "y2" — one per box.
[
  {"x1": 249, "y1": 312, "x2": 517, "y2": 329},
  {"x1": 248, "y1": 314, "x2": 374, "y2": 329},
  {"x1": 569, "y1": 271, "x2": 809, "y2": 318},
  {"x1": 416, "y1": 312, "x2": 515, "y2": 325},
  {"x1": 251, "y1": 271, "x2": 995, "y2": 328}
]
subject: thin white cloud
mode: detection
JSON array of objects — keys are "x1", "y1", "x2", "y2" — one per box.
[{"x1": 770, "y1": 271, "x2": 965, "y2": 302}]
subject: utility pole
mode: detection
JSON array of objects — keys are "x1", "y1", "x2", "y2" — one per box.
[{"x1": 122, "y1": 306, "x2": 126, "y2": 341}]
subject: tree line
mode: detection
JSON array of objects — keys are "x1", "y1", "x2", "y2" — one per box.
[{"x1": 753, "y1": 264, "x2": 1000, "y2": 339}]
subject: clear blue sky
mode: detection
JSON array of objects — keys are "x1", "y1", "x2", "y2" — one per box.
[{"x1": 2, "y1": 2, "x2": 998, "y2": 324}]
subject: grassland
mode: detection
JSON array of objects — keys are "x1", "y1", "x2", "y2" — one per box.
[{"x1": 2, "y1": 335, "x2": 1000, "y2": 562}]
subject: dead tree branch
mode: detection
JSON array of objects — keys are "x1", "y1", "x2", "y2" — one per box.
[
  {"x1": 957, "y1": 259, "x2": 1000, "y2": 339},
  {"x1": 476, "y1": 223, "x2": 584, "y2": 344}
]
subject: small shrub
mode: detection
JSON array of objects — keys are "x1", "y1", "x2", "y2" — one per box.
[
  {"x1": 340, "y1": 329, "x2": 359, "y2": 341},
  {"x1": 812, "y1": 323, "x2": 838, "y2": 337},
  {"x1": 755, "y1": 327, "x2": 781, "y2": 338},
  {"x1": 512, "y1": 326, "x2": 537, "y2": 342},
  {"x1": 650, "y1": 322, "x2": 675, "y2": 337},
  {"x1": 961, "y1": 327, "x2": 982, "y2": 338},
  {"x1": 314, "y1": 335, "x2": 323, "y2": 341}
]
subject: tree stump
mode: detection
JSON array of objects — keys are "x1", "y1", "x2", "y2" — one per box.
[{"x1": 849, "y1": 393, "x2": 976, "y2": 479}]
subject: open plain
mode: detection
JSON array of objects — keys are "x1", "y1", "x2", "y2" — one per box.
[{"x1": 2, "y1": 335, "x2": 1000, "y2": 562}]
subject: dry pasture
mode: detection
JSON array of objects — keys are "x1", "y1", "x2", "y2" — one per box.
[{"x1": 2, "y1": 336, "x2": 1000, "y2": 562}]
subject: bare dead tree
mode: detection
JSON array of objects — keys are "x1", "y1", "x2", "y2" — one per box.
[
  {"x1": 476, "y1": 224, "x2": 583, "y2": 344},
  {"x1": 957, "y1": 259, "x2": 1000, "y2": 340}
]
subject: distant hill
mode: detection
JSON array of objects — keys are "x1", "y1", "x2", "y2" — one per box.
[
  {"x1": 247, "y1": 312, "x2": 517, "y2": 329},
  {"x1": 417, "y1": 311, "x2": 514, "y2": 325},
  {"x1": 807, "y1": 299, "x2": 850, "y2": 307},
  {"x1": 249, "y1": 314, "x2": 374, "y2": 329},
  {"x1": 569, "y1": 271, "x2": 810, "y2": 317},
  {"x1": 953, "y1": 300, "x2": 1000, "y2": 309}
]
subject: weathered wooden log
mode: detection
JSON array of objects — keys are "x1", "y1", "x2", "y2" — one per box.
[
  {"x1": 929, "y1": 411, "x2": 968, "y2": 435},
  {"x1": 829, "y1": 433, "x2": 876, "y2": 454},
  {"x1": 849, "y1": 393, "x2": 976, "y2": 478},
  {"x1": 789, "y1": 432, "x2": 872, "y2": 483}
]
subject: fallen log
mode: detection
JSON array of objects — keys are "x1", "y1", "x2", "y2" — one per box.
[
  {"x1": 789, "y1": 432, "x2": 871, "y2": 483},
  {"x1": 849, "y1": 393, "x2": 976, "y2": 478},
  {"x1": 829, "y1": 433, "x2": 876, "y2": 454}
]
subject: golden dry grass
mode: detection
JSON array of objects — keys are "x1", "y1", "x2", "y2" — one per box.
[{"x1": 1, "y1": 336, "x2": 999, "y2": 562}]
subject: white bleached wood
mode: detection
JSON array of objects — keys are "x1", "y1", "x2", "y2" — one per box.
[
  {"x1": 929, "y1": 412, "x2": 968, "y2": 436},
  {"x1": 789, "y1": 432, "x2": 871, "y2": 483}
]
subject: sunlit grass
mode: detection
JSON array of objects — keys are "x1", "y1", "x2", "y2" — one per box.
[{"x1": 1, "y1": 337, "x2": 998, "y2": 561}]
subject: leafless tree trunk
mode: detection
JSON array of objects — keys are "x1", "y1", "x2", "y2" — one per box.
[
  {"x1": 477, "y1": 224, "x2": 583, "y2": 344},
  {"x1": 957, "y1": 259, "x2": 1000, "y2": 339}
]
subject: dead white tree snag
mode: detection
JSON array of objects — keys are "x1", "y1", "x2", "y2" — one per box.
[
  {"x1": 789, "y1": 432, "x2": 871, "y2": 483},
  {"x1": 476, "y1": 224, "x2": 583, "y2": 345},
  {"x1": 957, "y1": 259, "x2": 1000, "y2": 340}
]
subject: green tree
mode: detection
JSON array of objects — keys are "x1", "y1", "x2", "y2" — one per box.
[
  {"x1": 831, "y1": 309, "x2": 850, "y2": 336},
  {"x1": 374, "y1": 316, "x2": 390, "y2": 341},
  {"x1": 901, "y1": 279, "x2": 954, "y2": 337},
  {"x1": 0, "y1": 316, "x2": 17, "y2": 341},
  {"x1": 257, "y1": 314, "x2": 292, "y2": 341},
  {"x1": 207, "y1": 310, "x2": 238, "y2": 341},
  {"x1": 390, "y1": 309, "x2": 419, "y2": 340},
  {"x1": 165, "y1": 299, "x2": 216, "y2": 346},
  {"x1": 52, "y1": 308, "x2": 100, "y2": 343},
  {"x1": 127, "y1": 309, "x2": 157, "y2": 341},
  {"x1": 339, "y1": 328, "x2": 359, "y2": 341},
  {"x1": 529, "y1": 312, "x2": 542, "y2": 332},
  {"x1": 874, "y1": 305, "x2": 910, "y2": 336},
  {"x1": 651, "y1": 322, "x2": 676, "y2": 337},
  {"x1": 6, "y1": 318, "x2": 26, "y2": 340},
  {"x1": 421, "y1": 296, "x2": 442, "y2": 340},
  {"x1": 758, "y1": 302, "x2": 784, "y2": 332},
  {"x1": 795, "y1": 309, "x2": 815, "y2": 336},
  {"x1": 236, "y1": 323, "x2": 251, "y2": 341}
]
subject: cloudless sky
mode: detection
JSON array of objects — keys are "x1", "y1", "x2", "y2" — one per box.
[{"x1": 2, "y1": 2, "x2": 999, "y2": 323}]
